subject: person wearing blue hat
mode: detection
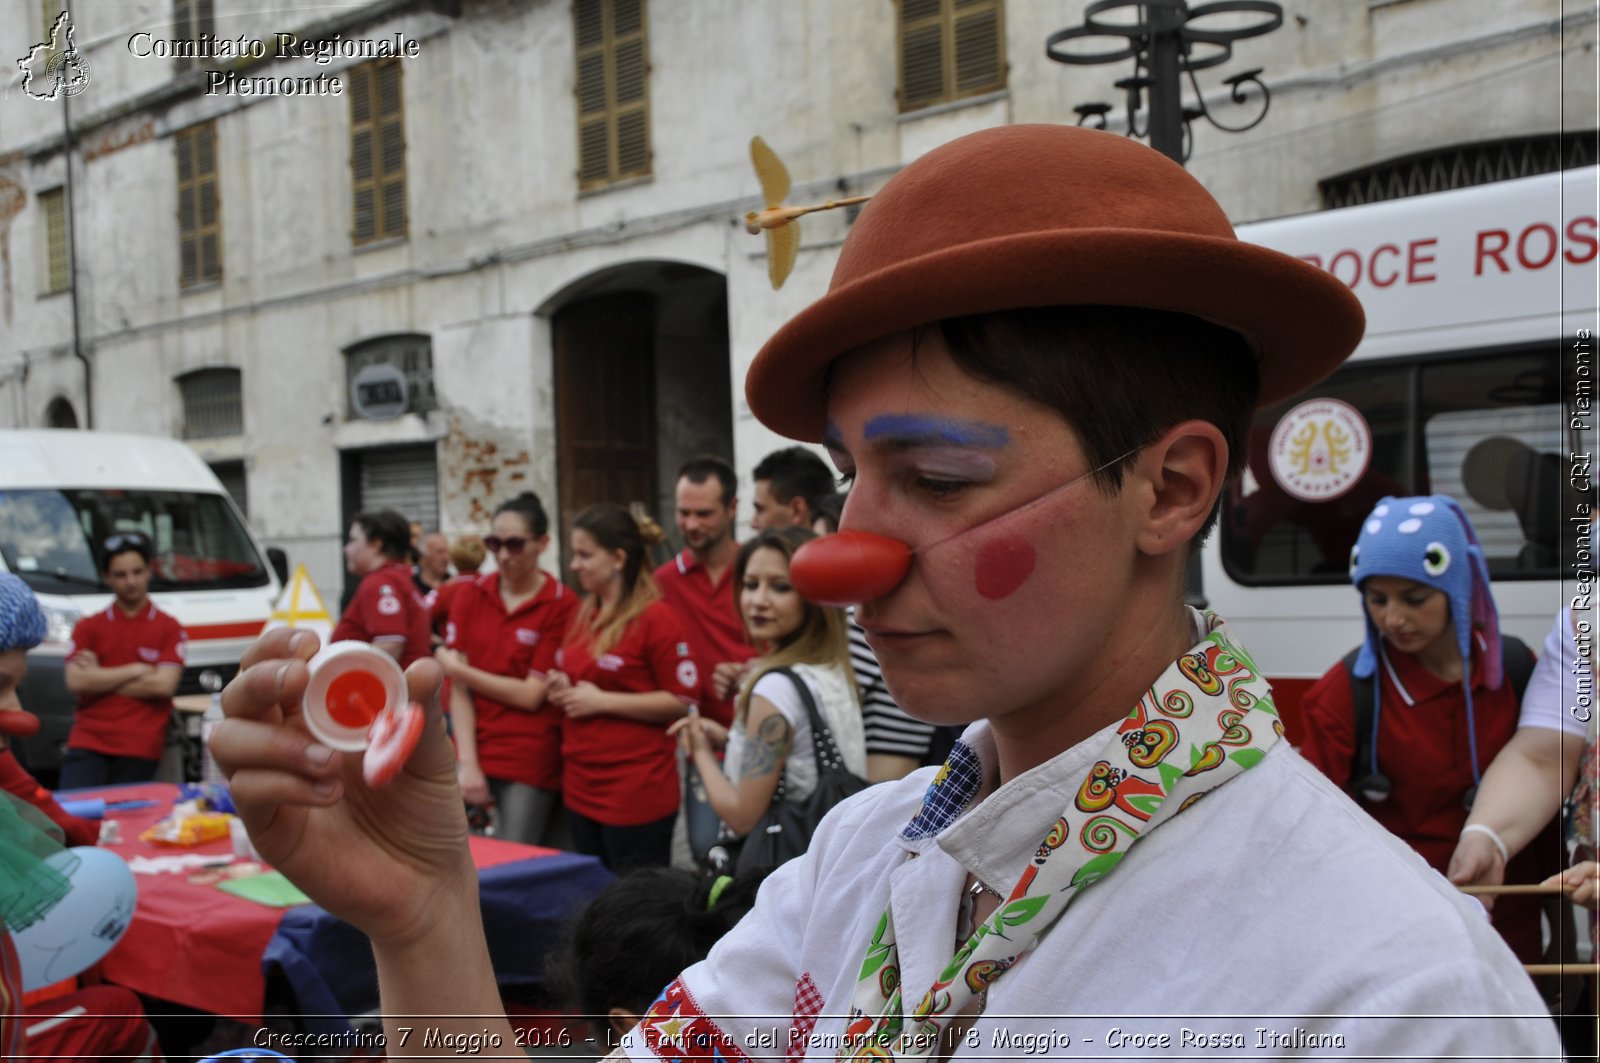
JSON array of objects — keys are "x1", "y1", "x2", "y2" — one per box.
[
  {"x1": 0, "y1": 571, "x2": 159, "y2": 1060},
  {"x1": 0, "y1": 573, "x2": 98, "y2": 847},
  {"x1": 1299, "y1": 494, "x2": 1560, "y2": 966}
]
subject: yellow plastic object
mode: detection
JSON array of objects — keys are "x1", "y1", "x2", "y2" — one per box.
[{"x1": 139, "y1": 812, "x2": 234, "y2": 847}]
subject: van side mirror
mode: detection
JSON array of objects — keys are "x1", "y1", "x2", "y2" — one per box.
[{"x1": 267, "y1": 547, "x2": 289, "y2": 587}]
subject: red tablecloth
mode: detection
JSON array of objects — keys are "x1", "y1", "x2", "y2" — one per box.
[{"x1": 78, "y1": 783, "x2": 554, "y2": 1023}]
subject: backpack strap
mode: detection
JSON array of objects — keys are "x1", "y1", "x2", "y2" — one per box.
[
  {"x1": 1341, "y1": 647, "x2": 1376, "y2": 795},
  {"x1": 1343, "y1": 635, "x2": 1537, "y2": 798},
  {"x1": 1500, "y1": 634, "x2": 1535, "y2": 701}
]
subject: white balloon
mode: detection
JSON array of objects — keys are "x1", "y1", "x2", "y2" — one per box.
[{"x1": 12, "y1": 846, "x2": 136, "y2": 992}]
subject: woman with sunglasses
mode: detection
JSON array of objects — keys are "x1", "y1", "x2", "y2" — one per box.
[
  {"x1": 546, "y1": 503, "x2": 700, "y2": 870},
  {"x1": 672, "y1": 526, "x2": 865, "y2": 856},
  {"x1": 435, "y1": 494, "x2": 577, "y2": 846}
]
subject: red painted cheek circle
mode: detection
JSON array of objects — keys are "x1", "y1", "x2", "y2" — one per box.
[
  {"x1": 974, "y1": 535, "x2": 1037, "y2": 600},
  {"x1": 326, "y1": 669, "x2": 386, "y2": 729}
]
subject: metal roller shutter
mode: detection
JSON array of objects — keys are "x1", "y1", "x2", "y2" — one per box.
[{"x1": 357, "y1": 445, "x2": 439, "y2": 531}]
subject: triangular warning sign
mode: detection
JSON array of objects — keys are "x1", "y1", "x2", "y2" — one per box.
[{"x1": 262, "y1": 564, "x2": 335, "y2": 643}]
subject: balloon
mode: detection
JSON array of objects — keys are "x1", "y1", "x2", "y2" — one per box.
[
  {"x1": 12, "y1": 846, "x2": 137, "y2": 991},
  {"x1": 790, "y1": 530, "x2": 913, "y2": 607}
]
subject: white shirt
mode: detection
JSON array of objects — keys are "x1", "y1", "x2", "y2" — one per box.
[
  {"x1": 1518, "y1": 607, "x2": 1595, "y2": 738},
  {"x1": 726, "y1": 662, "x2": 867, "y2": 802},
  {"x1": 626, "y1": 716, "x2": 1560, "y2": 1061}
]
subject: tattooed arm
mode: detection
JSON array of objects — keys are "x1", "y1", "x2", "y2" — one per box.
[{"x1": 687, "y1": 696, "x2": 793, "y2": 836}]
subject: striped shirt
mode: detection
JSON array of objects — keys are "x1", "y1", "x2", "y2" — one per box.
[{"x1": 848, "y1": 611, "x2": 936, "y2": 759}]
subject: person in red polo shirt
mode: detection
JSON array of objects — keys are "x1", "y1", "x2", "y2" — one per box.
[
  {"x1": 332, "y1": 509, "x2": 431, "y2": 668},
  {"x1": 437, "y1": 494, "x2": 577, "y2": 846},
  {"x1": 59, "y1": 533, "x2": 185, "y2": 789},
  {"x1": 550, "y1": 503, "x2": 699, "y2": 870},
  {"x1": 654, "y1": 456, "x2": 755, "y2": 726}
]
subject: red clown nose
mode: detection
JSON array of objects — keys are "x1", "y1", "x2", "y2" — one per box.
[{"x1": 790, "y1": 530, "x2": 913, "y2": 607}]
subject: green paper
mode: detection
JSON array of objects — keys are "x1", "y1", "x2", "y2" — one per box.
[{"x1": 217, "y1": 870, "x2": 311, "y2": 908}]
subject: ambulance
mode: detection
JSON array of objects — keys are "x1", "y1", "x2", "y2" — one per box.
[
  {"x1": 0, "y1": 430, "x2": 284, "y2": 777},
  {"x1": 1205, "y1": 166, "x2": 1598, "y2": 738}
]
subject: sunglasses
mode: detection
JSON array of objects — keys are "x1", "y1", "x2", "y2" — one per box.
[
  {"x1": 483, "y1": 535, "x2": 531, "y2": 555},
  {"x1": 103, "y1": 533, "x2": 150, "y2": 553}
]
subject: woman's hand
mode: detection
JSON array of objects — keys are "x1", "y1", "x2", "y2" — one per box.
[
  {"x1": 1544, "y1": 860, "x2": 1600, "y2": 909},
  {"x1": 544, "y1": 670, "x2": 572, "y2": 697},
  {"x1": 1446, "y1": 830, "x2": 1507, "y2": 911},
  {"x1": 434, "y1": 646, "x2": 467, "y2": 679},
  {"x1": 712, "y1": 660, "x2": 752, "y2": 701},
  {"x1": 668, "y1": 713, "x2": 727, "y2": 755},
  {"x1": 208, "y1": 628, "x2": 475, "y2": 948},
  {"x1": 549, "y1": 680, "x2": 609, "y2": 719},
  {"x1": 457, "y1": 760, "x2": 490, "y2": 806}
]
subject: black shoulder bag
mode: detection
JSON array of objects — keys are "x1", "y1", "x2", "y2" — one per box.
[{"x1": 734, "y1": 667, "x2": 869, "y2": 875}]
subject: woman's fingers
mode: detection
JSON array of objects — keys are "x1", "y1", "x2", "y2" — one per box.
[{"x1": 221, "y1": 628, "x2": 321, "y2": 725}]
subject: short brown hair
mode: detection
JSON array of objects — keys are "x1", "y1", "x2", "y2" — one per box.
[{"x1": 934, "y1": 305, "x2": 1258, "y2": 542}]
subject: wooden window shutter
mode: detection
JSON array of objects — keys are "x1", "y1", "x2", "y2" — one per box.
[
  {"x1": 351, "y1": 59, "x2": 406, "y2": 244},
  {"x1": 177, "y1": 122, "x2": 221, "y2": 286},
  {"x1": 40, "y1": 188, "x2": 69, "y2": 294},
  {"x1": 953, "y1": 0, "x2": 1003, "y2": 95},
  {"x1": 574, "y1": 0, "x2": 651, "y2": 189},
  {"x1": 898, "y1": 0, "x2": 1004, "y2": 113}
]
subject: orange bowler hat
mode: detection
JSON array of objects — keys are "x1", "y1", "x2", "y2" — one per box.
[{"x1": 745, "y1": 124, "x2": 1365, "y2": 443}]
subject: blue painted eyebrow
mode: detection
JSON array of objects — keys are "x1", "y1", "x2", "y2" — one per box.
[{"x1": 862, "y1": 415, "x2": 1010, "y2": 449}]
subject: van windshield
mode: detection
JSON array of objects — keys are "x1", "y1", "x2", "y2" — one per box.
[{"x1": 0, "y1": 488, "x2": 269, "y2": 593}]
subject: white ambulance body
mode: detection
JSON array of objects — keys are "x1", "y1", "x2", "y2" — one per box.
[
  {"x1": 0, "y1": 430, "x2": 282, "y2": 774},
  {"x1": 1204, "y1": 166, "x2": 1597, "y2": 732}
]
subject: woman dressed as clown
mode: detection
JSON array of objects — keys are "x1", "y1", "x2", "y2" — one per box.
[{"x1": 1299, "y1": 494, "x2": 1562, "y2": 966}]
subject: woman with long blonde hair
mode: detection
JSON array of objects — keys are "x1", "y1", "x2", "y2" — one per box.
[
  {"x1": 673, "y1": 527, "x2": 866, "y2": 852},
  {"x1": 548, "y1": 503, "x2": 700, "y2": 869}
]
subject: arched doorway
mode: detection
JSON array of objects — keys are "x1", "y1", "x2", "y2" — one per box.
[
  {"x1": 548, "y1": 262, "x2": 732, "y2": 559},
  {"x1": 43, "y1": 396, "x2": 78, "y2": 428}
]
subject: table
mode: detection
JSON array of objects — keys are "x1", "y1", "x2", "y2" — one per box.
[{"x1": 66, "y1": 783, "x2": 612, "y2": 1033}]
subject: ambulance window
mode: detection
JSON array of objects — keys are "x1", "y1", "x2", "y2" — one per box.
[{"x1": 1221, "y1": 346, "x2": 1565, "y2": 585}]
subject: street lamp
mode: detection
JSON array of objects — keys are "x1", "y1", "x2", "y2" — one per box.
[{"x1": 1046, "y1": 0, "x2": 1284, "y2": 164}]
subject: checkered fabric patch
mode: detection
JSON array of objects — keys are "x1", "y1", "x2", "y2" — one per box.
[
  {"x1": 899, "y1": 740, "x2": 982, "y2": 840},
  {"x1": 784, "y1": 973, "x2": 824, "y2": 1063}
]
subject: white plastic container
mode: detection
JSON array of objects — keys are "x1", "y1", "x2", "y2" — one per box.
[{"x1": 300, "y1": 641, "x2": 405, "y2": 752}]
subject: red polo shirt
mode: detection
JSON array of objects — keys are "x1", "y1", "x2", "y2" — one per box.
[
  {"x1": 445, "y1": 572, "x2": 577, "y2": 790},
  {"x1": 332, "y1": 560, "x2": 431, "y2": 667},
  {"x1": 66, "y1": 602, "x2": 186, "y2": 761},
  {"x1": 558, "y1": 599, "x2": 699, "y2": 825},
  {"x1": 1299, "y1": 634, "x2": 1557, "y2": 963},
  {"x1": 429, "y1": 573, "x2": 477, "y2": 638},
  {"x1": 654, "y1": 548, "x2": 755, "y2": 725}
]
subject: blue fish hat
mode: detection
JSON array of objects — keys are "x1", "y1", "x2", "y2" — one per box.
[
  {"x1": 0, "y1": 573, "x2": 47, "y2": 654},
  {"x1": 1348, "y1": 495, "x2": 1501, "y2": 688}
]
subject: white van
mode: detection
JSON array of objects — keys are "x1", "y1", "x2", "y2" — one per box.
[
  {"x1": 1202, "y1": 166, "x2": 1597, "y2": 738},
  {"x1": 0, "y1": 430, "x2": 284, "y2": 777}
]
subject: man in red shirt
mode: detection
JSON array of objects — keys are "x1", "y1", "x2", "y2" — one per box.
[
  {"x1": 59, "y1": 534, "x2": 185, "y2": 789},
  {"x1": 332, "y1": 510, "x2": 431, "y2": 668},
  {"x1": 653, "y1": 456, "x2": 754, "y2": 725}
]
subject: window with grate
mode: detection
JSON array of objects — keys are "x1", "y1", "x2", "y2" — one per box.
[
  {"x1": 176, "y1": 122, "x2": 222, "y2": 287},
  {"x1": 898, "y1": 0, "x2": 1005, "y2": 114},
  {"x1": 1319, "y1": 132, "x2": 1596, "y2": 209},
  {"x1": 574, "y1": 0, "x2": 652, "y2": 190},
  {"x1": 171, "y1": 0, "x2": 216, "y2": 73},
  {"x1": 178, "y1": 367, "x2": 243, "y2": 439},
  {"x1": 345, "y1": 335, "x2": 436, "y2": 418},
  {"x1": 350, "y1": 58, "x2": 408, "y2": 244},
  {"x1": 39, "y1": 187, "x2": 69, "y2": 294}
]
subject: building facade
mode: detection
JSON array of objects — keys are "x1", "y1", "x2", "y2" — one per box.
[{"x1": 1, "y1": 0, "x2": 1594, "y2": 597}]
